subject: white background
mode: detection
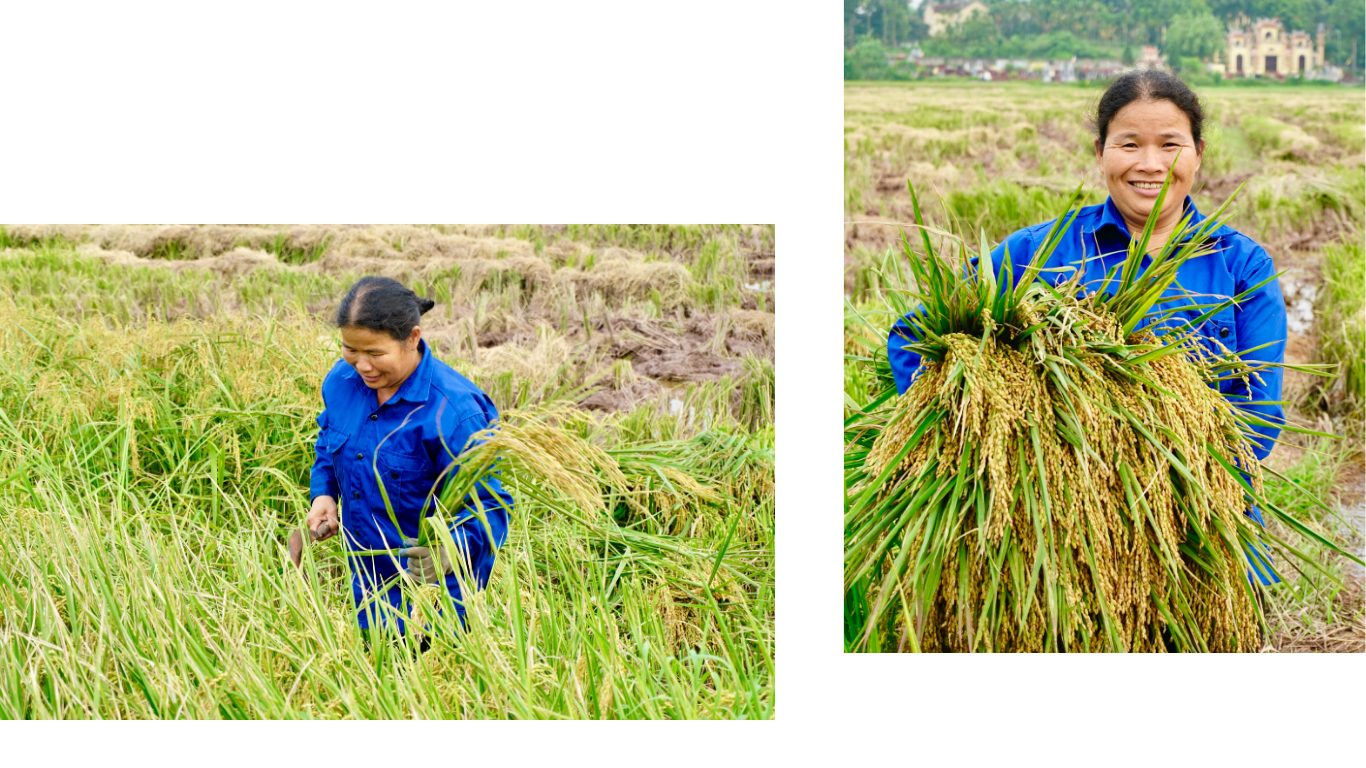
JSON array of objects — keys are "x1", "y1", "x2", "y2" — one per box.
[{"x1": 1, "y1": 0, "x2": 1361, "y2": 763}]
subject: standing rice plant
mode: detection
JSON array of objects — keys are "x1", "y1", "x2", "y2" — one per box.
[
  {"x1": 844, "y1": 181, "x2": 1361, "y2": 652},
  {"x1": 0, "y1": 303, "x2": 773, "y2": 718}
]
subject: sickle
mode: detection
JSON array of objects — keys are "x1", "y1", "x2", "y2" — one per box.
[
  {"x1": 288, "y1": 529, "x2": 305, "y2": 568},
  {"x1": 288, "y1": 522, "x2": 337, "y2": 568}
]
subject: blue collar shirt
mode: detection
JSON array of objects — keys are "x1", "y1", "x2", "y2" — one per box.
[
  {"x1": 887, "y1": 196, "x2": 1286, "y2": 583},
  {"x1": 309, "y1": 338, "x2": 514, "y2": 631}
]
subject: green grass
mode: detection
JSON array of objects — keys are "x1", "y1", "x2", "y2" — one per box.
[
  {"x1": 1312, "y1": 232, "x2": 1366, "y2": 426},
  {"x1": 0, "y1": 241, "x2": 344, "y2": 322},
  {"x1": 941, "y1": 181, "x2": 1105, "y2": 244},
  {"x1": 0, "y1": 302, "x2": 774, "y2": 718},
  {"x1": 0, "y1": 224, "x2": 775, "y2": 718},
  {"x1": 1260, "y1": 438, "x2": 1364, "y2": 648}
]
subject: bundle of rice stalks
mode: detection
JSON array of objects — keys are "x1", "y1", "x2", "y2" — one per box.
[
  {"x1": 601, "y1": 426, "x2": 774, "y2": 539},
  {"x1": 438, "y1": 401, "x2": 625, "y2": 520},
  {"x1": 845, "y1": 181, "x2": 1360, "y2": 653}
]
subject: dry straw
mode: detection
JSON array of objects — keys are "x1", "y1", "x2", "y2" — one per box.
[
  {"x1": 844, "y1": 178, "x2": 1359, "y2": 653},
  {"x1": 8, "y1": 224, "x2": 702, "y2": 315}
]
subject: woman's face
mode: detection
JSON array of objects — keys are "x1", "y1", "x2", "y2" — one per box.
[
  {"x1": 1095, "y1": 98, "x2": 1203, "y2": 230},
  {"x1": 340, "y1": 325, "x2": 421, "y2": 391}
]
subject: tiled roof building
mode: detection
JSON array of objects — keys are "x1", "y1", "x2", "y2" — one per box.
[{"x1": 1219, "y1": 18, "x2": 1325, "y2": 78}]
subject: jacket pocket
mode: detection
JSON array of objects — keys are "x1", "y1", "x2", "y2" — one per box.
[
  {"x1": 1203, "y1": 314, "x2": 1237, "y2": 358},
  {"x1": 375, "y1": 449, "x2": 430, "y2": 515},
  {"x1": 323, "y1": 426, "x2": 350, "y2": 453}
]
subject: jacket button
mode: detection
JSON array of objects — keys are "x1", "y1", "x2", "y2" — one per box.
[
  {"x1": 390, "y1": 471, "x2": 399, "y2": 480},
  {"x1": 370, "y1": 414, "x2": 378, "y2": 421},
  {"x1": 1219, "y1": 327, "x2": 1230, "y2": 338},
  {"x1": 352, "y1": 491, "x2": 360, "y2": 499},
  {"x1": 356, "y1": 452, "x2": 363, "y2": 460}
]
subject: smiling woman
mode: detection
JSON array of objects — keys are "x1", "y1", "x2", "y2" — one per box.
[
  {"x1": 307, "y1": 275, "x2": 513, "y2": 652},
  {"x1": 886, "y1": 70, "x2": 1291, "y2": 606}
]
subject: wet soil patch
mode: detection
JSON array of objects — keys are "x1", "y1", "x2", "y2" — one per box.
[
  {"x1": 845, "y1": 218, "x2": 904, "y2": 254},
  {"x1": 631, "y1": 349, "x2": 741, "y2": 383},
  {"x1": 1037, "y1": 121, "x2": 1077, "y2": 149},
  {"x1": 477, "y1": 330, "x2": 534, "y2": 348},
  {"x1": 578, "y1": 380, "x2": 664, "y2": 412},
  {"x1": 603, "y1": 315, "x2": 751, "y2": 384},
  {"x1": 746, "y1": 251, "x2": 775, "y2": 279},
  {"x1": 1193, "y1": 172, "x2": 1255, "y2": 201},
  {"x1": 876, "y1": 176, "x2": 907, "y2": 192}
]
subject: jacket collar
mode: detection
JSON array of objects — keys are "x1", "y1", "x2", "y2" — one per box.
[
  {"x1": 1094, "y1": 195, "x2": 1133, "y2": 237},
  {"x1": 339, "y1": 337, "x2": 434, "y2": 405},
  {"x1": 1093, "y1": 195, "x2": 1233, "y2": 243}
]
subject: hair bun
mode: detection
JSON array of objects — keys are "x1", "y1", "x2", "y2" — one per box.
[{"x1": 417, "y1": 297, "x2": 436, "y2": 315}]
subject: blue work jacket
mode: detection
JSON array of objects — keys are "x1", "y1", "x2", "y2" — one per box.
[
  {"x1": 887, "y1": 196, "x2": 1286, "y2": 583},
  {"x1": 310, "y1": 338, "x2": 513, "y2": 631}
]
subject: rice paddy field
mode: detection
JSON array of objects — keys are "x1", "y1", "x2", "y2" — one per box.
[
  {"x1": 845, "y1": 80, "x2": 1365, "y2": 652},
  {"x1": 0, "y1": 223, "x2": 775, "y2": 717}
]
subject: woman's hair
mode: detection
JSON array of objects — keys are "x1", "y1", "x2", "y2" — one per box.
[
  {"x1": 335, "y1": 276, "x2": 435, "y2": 341},
  {"x1": 1096, "y1": 70, "x2": 1205, "y2": 149}
]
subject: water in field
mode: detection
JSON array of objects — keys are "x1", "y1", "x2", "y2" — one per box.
[
  {"x1": 1279, "y1": 269, "x2": 1319, "y2": 335},
  {"x1": 1341, "y1": 500, "x2": 1366, "y2": 581}
]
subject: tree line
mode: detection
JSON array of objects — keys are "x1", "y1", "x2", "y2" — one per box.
[{"x1": 844, "y1": 0, "x2": 1363, "y2": 69}]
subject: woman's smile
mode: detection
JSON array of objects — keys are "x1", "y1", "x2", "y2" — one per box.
[{"x1": 1128, "y1": 180, "x2": 1164, "y2": 197}]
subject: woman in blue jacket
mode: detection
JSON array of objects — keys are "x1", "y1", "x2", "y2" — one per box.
[
  {"x1": 306, "y1": 276, "x2": 513, "y2": 647},
  {"x1": 888, "y1": 71, "x2": 1287, "y2": 584}
]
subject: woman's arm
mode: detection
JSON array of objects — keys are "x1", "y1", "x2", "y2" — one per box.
[
  {"x1": 887, "y1": 227, "x2": 1035, "y2": 394},
  {"x1": 426, "y1": 407, "x2": 512, "y2": 570},
  {"x1": 309, "y1": 395, "x2": 340, "y2": 503},
  {"x1": 1229, "y1": 246, "x2": 1287, "y2": 462}
]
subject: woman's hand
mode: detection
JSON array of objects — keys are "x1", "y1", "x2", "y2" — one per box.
[
  {"x1": 399, "y1": 538, "x2": 453, "y2": 584},
  {"x1": 307, "y1": 495, "x2": 339, "y2": 541}
]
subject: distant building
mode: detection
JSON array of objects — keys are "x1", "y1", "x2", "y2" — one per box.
[
  {"x1": 1138, "y1": 45, "x2": 1163, "y2": 68},
  {"x1": 1219, "y1": 18, "x2": 1325, "y2": 78},
  {"x1": 923, "y1": 1, "x2": 989, "y2": 37},
  {"x1": 912, "y1": 54, "x2": 1126, "y2": 83},
  {"x1": 1076, "y1": 59, "x2": 1125, "y2": 81}
]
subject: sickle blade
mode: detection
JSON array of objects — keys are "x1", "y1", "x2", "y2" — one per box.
[{"x1": 288, "y1": 529, "x2": 304, "y2": 568}]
